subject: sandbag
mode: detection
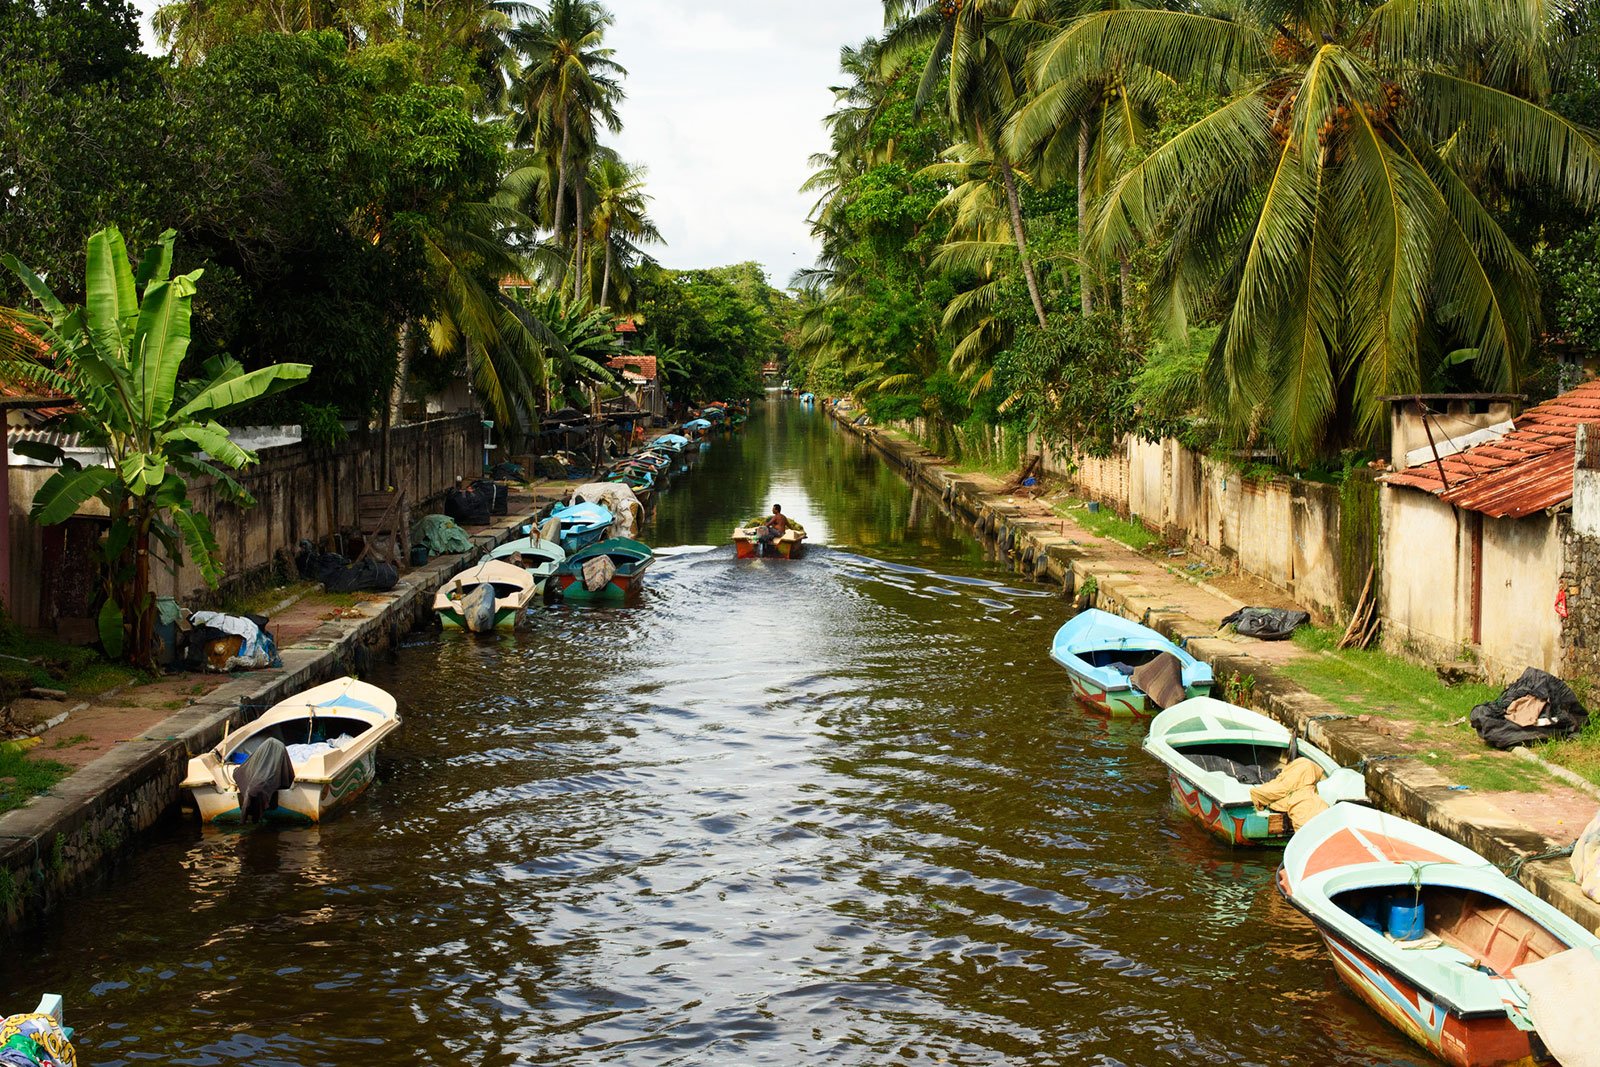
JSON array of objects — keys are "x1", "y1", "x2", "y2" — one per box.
[
  {"x1": 1249, "y1": 756, "x2": 1329, "y2": 830},
  {"x1": 234, "y1": 737, "x2": 295, "y2": 824},
  {"x1": 1574, "y1": 807, "x2": 1600, "y2": 902},
  {"x1": 1131, "y1": 652, "x2": 1187, "y2": 710},
  {"x1": 444, "y1": 483, "x2": 492, "y2": 526},
  {"x1": 1470, "y1": 668, "x2": 1588, "y2": 750},
  {"x1": 1221, "y1": 607, "x2": 1311, "y2": 640}
]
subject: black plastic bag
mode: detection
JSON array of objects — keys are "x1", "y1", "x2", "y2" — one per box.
[
  {"x1": 445, "y1": 483, "x2": 492, "y2": 526},
  {"x1": 473, "y1": 479, "x2": 508, "y2": 516},
  {"x1": 1221, "y1": 607, "x2": 1311, "y2": 640},
  {"x1": 294, "y1": 540, "x2": 398, "y2": 593},
  {"x1": 1470, "y1": 668, "x2": 1588, "y2": 750}
]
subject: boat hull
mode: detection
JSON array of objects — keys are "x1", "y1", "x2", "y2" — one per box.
[
  {"x1": 435, "y1": 605, "x2": 520, "y2": 630},
  {"x1": 560, "y1": 526, "x2": 608, "y2": 554},
  {"x1": 734, "y1": 538, "x2": 805, "y2": 560},
  {"x1": 1167, "y1": 771, "x2": 1291, "y2": 845},
  {"x1": 555, "y1": 570, "x2": 643, "y2": 602},
  {"x1": 1063, "y1": 669, "x2": 1210, "y2": 716},
  {"x1": 193, "y1": 748, "x2": 379, "y2": 825},
  {"x1": 1305, "y1": 899, "x2": 1545, "y2": 1067}
]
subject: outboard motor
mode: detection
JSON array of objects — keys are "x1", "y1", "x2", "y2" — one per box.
[
  {"x1": 234, "y1": 738, "x2": 295, "y2": 824},
  {"x1": 460, "y1": 582, "x2": 498, "y2": 633}
]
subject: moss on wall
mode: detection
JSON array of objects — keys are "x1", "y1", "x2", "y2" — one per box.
[{"x1": 1338, "y1": 470, "x2": 1381, "y2": 614}]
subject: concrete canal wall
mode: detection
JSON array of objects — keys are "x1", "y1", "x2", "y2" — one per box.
[
  {"x1": 0, "y1": 497, "x2": 549, "y2": 933},
  {"x1": 831, "y1": 409, "x2": 1600, "y2": 934}
]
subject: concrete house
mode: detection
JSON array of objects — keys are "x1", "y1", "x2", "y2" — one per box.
[{"x1": 1380, "y1": 386, "x2": 1600, "y2": 681}]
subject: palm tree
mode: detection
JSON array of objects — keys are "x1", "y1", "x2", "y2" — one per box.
[
  {"x1": 1027, "y1": 0, "x2": 1600, "y2": 462},
  {"x1": 881, "y1": 0, "x2": 1050, "y2": 327},
  {"x1": 508, "y1": 0, "x2": 625, "y2": 255},
  {"x1": 584, "y1": 154, "x2": 662, "y2": 308}
]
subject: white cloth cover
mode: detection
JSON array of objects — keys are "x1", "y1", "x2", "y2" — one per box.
[
  {"x1": 190, "y1": 610, "x2": 275, "y2": 669},
  {"x1": 571, "y1": 483, "x2": 643, "y2": 538},
  {"x1": 285, "y1": 735, "x2": 358, "y2": 765},
  {"x1": 1573, "y1": 807, "x2": 1600, "y2": 901},
  {"x1": 1514, "y1": 947, "x2": 1600, "y2": 1067}
]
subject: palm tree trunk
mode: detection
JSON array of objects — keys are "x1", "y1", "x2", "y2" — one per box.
[
  {"x1": 600, "y1": 243, "x2": 613, "y2": 309},
  {"x1": 1078, "y1": 116, "x2": 1092, "y2": 315},
  {"x1": 572, "y1": 181, "x2": 586, "y2": 302},
  {"x1": 389, "y1": 319, "x2": 416, "y2": 425},
  {"x1": 999, "y1": 160, "x2": 1047, "y2": 330},
  {"x1": 553, "y1": 109, "x2": 570, "y2": 238},
  {"x1": 1119, "y1": 254, "x2": 1132, "y2": 330}
]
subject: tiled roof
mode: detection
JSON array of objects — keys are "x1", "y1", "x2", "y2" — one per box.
[
  {"x1": 1383, "y1": 381, "x2": 1600, "y2": 518},
  {"x1": 0, "y1": 319, "x2": 74, "y2": 416},
  {"x1": 608, "y1": 354, "x2": 658, "y2": 380}
]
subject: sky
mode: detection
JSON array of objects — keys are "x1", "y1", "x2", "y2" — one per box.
[{"x1": 130, "y1": 0, "x2": 887, "y2": 288}]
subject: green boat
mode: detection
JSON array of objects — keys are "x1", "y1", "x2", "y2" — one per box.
[{"x1": 554, "y1": 537, "x2": 655, "y2": 602}]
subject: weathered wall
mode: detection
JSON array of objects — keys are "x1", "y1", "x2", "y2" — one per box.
[{"x1": 8, "y1": 415, "x2": 484, "y2": 630}]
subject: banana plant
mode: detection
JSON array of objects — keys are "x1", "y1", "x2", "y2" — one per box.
[{"x1": 2, "y1": 226, "x2": 311, "y2": 667}]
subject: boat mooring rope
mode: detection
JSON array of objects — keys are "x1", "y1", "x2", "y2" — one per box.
[
  {"x1": 1355, "y1": 753, "x2": 1412, "y2": 773},
  {"x1": 1503, "y1": 843, "x2": 1576, "y2": 880}
]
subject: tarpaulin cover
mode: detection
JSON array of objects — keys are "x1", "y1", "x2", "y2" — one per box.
[
  {"x1": 1220, "y1": 607, "x2": 1311, "y2": 640},
  {"x1": 189, "y1": 611, "x2": 280, "y2": 670},
  {"x1": 412, "y1": 514, "x2": 473, "y2": 556},
  {"x1": 572, "y1": 483, "x2": 643, "y2": 538},
  {"x1": 1130, "y1": 651, "x2": 1186, "y2": 710},
  {"x1": 1514, "y1": 947, "x2": 1600, "y2": 1067},
  {"x1": 1573, "y1": 807, "x2": 1600, "y2": 902},
  {"x1": 1249, "y1": 756, "x2": 1329, "y2": 829},
  {"x1": 234, "y1": 737, "x2": 294, "y2": 824},
  {"x1": 1470, "y1": 668, "x2": 1588, "y2": 749},
  {"x1": 581, "y1": 554, "x2": 617, "y2": 591}
]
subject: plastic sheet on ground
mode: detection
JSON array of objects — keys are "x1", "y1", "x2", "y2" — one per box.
[
  {"x1": 189, "y1": 611, "x2": 280, "y2": 671},
  {"x1": 1469, "y1": 667, "x2": 1588, "y2": 750},
  {"x1": 1220, "y1": 607, "x2": 1311, "y2": 640}
]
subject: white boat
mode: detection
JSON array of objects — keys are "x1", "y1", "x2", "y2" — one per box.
[
  {"x1": 181, "y1": 677, "x2": 399, "y2": 824},
  {"x1": 488, "y1": 530, "x2": 565, "y2": 593},
  {"x1": 1142, "y1": 697, "x2": 1365, "y2": 845},
  {"x1": 432, "y1": 558, "x2": 538, "y2": 631}
]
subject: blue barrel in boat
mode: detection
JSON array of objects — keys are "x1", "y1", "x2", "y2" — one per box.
[
  {"x1": 1356, "y1": 898, "x2": 1384, "y2": 933},
  {"x1": 1387, "y1": 899, "x2": 1425, "y2": 940}
]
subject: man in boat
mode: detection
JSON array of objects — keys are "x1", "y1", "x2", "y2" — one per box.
[{"x1": 757, "y1": 504, "x2": 789, "y2": 547}]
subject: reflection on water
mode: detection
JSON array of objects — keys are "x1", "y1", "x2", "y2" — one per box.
[{"x1": 3, "y1": 400, "x2": 1416, "y2": 1065}]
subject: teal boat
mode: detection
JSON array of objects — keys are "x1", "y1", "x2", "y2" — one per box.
[
  {"x1": 548, "y1": 501, "x2": 613, "y2": 553},
  {"x1": 1050, "y1": 608, "x2": 1213, "y2": 715},
  {"x1": 554, "y1": 537, "x2": 654, "y2": 602}
]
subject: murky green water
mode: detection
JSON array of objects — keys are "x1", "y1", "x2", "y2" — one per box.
[{"x1": 4, "y1": 401, "x2": 1424, "y2": 1065}]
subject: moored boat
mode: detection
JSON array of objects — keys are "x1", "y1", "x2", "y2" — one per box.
[
  {"x1": 1143, "y1": 697, "x2": 1366, "y2": 845},
  {"x1": 548, "y1": 501, "x2": 614, "y2": 553},
  {"x1": 798, "y1": 391, "x2": 815, "y2": 405},
  {"x1": 181, "y1": 677, "x2": 400, "y2": 824},
  {"x1": 569, "y1": 483, "x2": 645, "y2": 539},
  {"x1": 732, "y1": 518, "x2": 808, "y2": 559},
  {"x1": 554, "y1": 537, "x2": 655, "y2": 602},
  {"x1": 1279, "y1": 803, "x2": 1600, "y2": 1067},
  {"x1": 432, "y1": 558, "x2": 538, "y2": 631},
  {"x1": 488, "y1": 531, "x2": 565, "y2": 592},
  {"x1": 1050, "y1": 608, "x2": 1213, "y2": 715}
]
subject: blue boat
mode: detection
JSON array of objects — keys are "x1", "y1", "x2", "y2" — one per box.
[
  {"x1": 683, "y1": 418, "x2": 712, "y2": 433},
  {"x1": 1050, "y1": 608, "x2": 1213, "y2": 715},
  {"x1": 548, "y1": 501, "x2": 614, "y2": 553},
  {"x1": 799, "y1": 392, "x2": 815, "y2": 405},
  {"x1": 653, "y1": 433, "x2": 691, "y2": 452}
]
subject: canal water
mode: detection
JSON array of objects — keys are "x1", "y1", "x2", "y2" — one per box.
[{"x1": 7, "y1": 401, "x2": 1423, "y2": 1065}]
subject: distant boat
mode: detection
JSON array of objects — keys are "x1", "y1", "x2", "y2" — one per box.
[
  {"x1": 488, "y1": 530, "x2": 565, "y2": 593},
  {"x1": 548, "y1": 501, "x2": 613, "y2": 553},
  {"x1": 798, "y1": 392, "x2": 815, "y2": 404},
  {"x1": 1279, "y1": 803, "x2": 1600, "y2": 1067},
  {"x1": 732, "y1": 519, "x2": 808, "y2": 559},
  {"x1": 1143, "y1": 697, "x2": 1365, "y2": 845},
  {"x1": 182, "y1": 677, "x2": 400, "y2": 824},
  {"x1": 432, "y1": 559, "x2": 538, "y2": 631},
  {"x1": 554, "y1": 537, "x2": 655, "y2": 602},
  {"x1": 652, "y1": 433, "x2": 691, "y2": 453},
  {"x1": 1049, "y1": 608, "x2": 1213, "y2": 715}
]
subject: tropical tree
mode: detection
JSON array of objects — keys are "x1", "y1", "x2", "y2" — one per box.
[
  {"x1": 583, "y1": 153, "x2": 662, "y2": 309},
  {"x1": 1025, "y1": 0, "x2": 1600, "y2": 462},
  {"x1": 510, "y1": 289, "x2": 618, "y2": 409},
  {"x1": 2, "y1": 227, "x2": 310, "y2": 667},
  {"x1": 508, "y1": 0, "x2": 625, "y2": 259}
]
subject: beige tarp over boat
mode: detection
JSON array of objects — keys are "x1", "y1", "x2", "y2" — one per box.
[{"x1": 571, "y1": 483, "x2": 644, "y2": 539}]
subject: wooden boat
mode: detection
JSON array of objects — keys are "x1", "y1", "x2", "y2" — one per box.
[
  {"x1": 553, "y1": 537, "x2": 655, "y2": 602},
  {"x1": 432, "y1": 558, "x2": 538, "y2": 630},
  {"x1": 181, "y1": 677, "x2": 400, "y2": 824},
  {"x1": 548, "y1": 501, "x2": 613, "y2": 553},
  {"x1": 487, "y1": 531, "x2": 565, "y2": 593},
  {"x1": 1279, "y1": 803, "x2": 1600, "y2": 1067},
  {"x1": 799, "y1": 392, "x2": 815, "y2": 405},
  {"x1": 1050, "y1": 609, "x2": 1213, "y2": 715},
  {"x1": 732, "y1": 518, "x2": 808, "y2": 559},
  {"x1": 1143, "y1": 697, "x2": 1366, "y2": 845}
]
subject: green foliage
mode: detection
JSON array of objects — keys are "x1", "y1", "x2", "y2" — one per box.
[
  {"x1": 1539, "y1": 219, "x2": 1600, "y2": 355},
  {"x1": 4, "y1": 226, "x2": 309, "y2": 668},
  {"x1": 993, "y1": 312, "x2": 1134, "y2": 457},
  {"x1": 299, "y1": 403, "x2": 349, "y2": 448},
  {"x1": 634, "y1": 263, "x2": 789, "y2": 401}
]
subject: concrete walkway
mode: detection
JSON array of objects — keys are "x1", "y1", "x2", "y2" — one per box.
[
  {"x1": 837, "y1": 413, "x2": 1600, "y2": 932},
  {"x1": 0, "y1": 484, "x2": 568, "y2": 931}
]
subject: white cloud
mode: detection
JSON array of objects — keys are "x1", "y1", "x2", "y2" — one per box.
[{"x1": 128, "y1": 0, "x2": 884, "y2": 286}]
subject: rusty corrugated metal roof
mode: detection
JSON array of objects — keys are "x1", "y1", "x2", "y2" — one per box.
[{"x1": 1382, "y1": 380, "x2": 1600, "y2": 517}]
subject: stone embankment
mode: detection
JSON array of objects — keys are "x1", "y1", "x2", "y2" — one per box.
[
  {"x1": 0, "y1": 487, "x2": 565, "y2": 932},
  {"x1": 832, "y1": 408, "x2": 1600, "y2": 932}
]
